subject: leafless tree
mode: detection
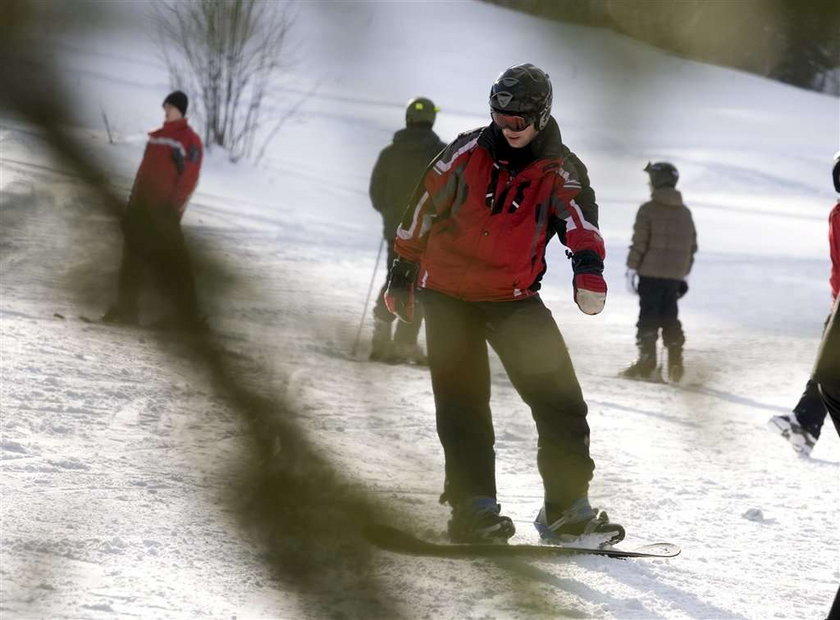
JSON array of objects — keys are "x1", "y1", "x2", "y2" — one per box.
[{"x1": 154, "y1": 0, "x2": 295, "y2": 161}]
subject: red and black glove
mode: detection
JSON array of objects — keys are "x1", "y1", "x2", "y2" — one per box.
[
  {"x1": 568, "y1": 250, "x2": 607, "y2": 315},
  {"x1": 384, "y1": 257, "x2": 419, "y2": 322}
]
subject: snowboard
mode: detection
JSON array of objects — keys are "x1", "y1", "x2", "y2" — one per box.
[
  {"x1": 617, "y1": 364, "x2": 690, "y2": 385},
  {"x1": 54, "y1": 313, "x2": 141, "y2": 328},
  {"x1": 364, "y1": 523, "x2": 680, "y2": 559},
  {"x1": 617, "y1": 372, "x2": 667, "y2": 384},
  {"x1": 62, "y1": 314, "x2": 207, "y2": 334}
]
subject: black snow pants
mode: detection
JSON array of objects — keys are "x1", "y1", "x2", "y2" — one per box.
[
  {"x1": 636, "y1": 276, "x2": 685, "y2": 349},
  {"x1": 115, "y1": 206, "x2": 200, "y2": 321},
  {"x1": 814, "y1": 298, "x2": 840, "y2": 439},
  {"x1": 422, "y1": 289, "x2": 594, "y2": 510},
  {"x1": 373, "y1": 242, "x2": 424, "y2": 347}
]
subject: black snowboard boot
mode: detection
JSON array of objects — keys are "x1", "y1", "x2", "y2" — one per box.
[
  {"x1": 791, "y1": 379, "x2": 826, "y2": 440},
  {"x1": 535, "y1": 498, "x2": 625, "y2": 547},
  {"x1": 102, "y1": 305, "x2": 138, "y2": 326},
  {"x1": 667, "y1": 345, "x2": 684, "y2": 382},
  {"x1": 388, "y1": 342, "x2": 428, "y2": 366},
  {"x1": 620, "y1": 337, "x2": 657, "y2": 380},
  {"x1": 447, "y1": 497, "x2": 515, "y2": 543},
  {"x1": 369, "y1": 318, "x2": 392, "y2": 362},
  {"x1": 177, "y1": 314, "x2": 210, "y2": 334}
]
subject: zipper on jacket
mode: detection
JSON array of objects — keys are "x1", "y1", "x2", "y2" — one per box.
[
  {"x1": 494, "y1": 159, "x2": 539, "y2": 215},
  {"x1": 458, "y1": 155, "x2": 550, "y2": 299}
]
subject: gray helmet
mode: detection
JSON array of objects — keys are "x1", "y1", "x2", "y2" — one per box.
[
  {"x1": 833, "y1": 151, "x2": 840, "y2": 193},
  {"x1": 406, "y1": 97, "x2": 437, "y2": 126},
  {"x1": 644, "y1": 161, "x2": 679, "y2": 188},
  {"x1": 489, "y1": 63, "x2": 553, "y2": 131}
]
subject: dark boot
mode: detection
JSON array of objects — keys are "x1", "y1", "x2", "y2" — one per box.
[
  {"x1": 620, "y1": 337, "x2": 657, "y2": 379},
  {"x1": 535, "y1": 497, "x2": 625, "y2": 546},
  {"x1": 667, "y1": 345, "x2": 684, "y2": 382},
  {"x1": 448, "y1": 496, "x2": 515, "y2": 543},
  {"x1": 174, "y1": 314, "x2": 210, "y2": 334},
  {"x1": 387, "y1": 342, "x2": 428, "y2": 366},
  {"x1": 388, "y1": 313, "x2": 426, "y2": 365},
  {"x1": 791, "y1": 379, "x2": 826, "y2": 439},
  {"x1": 102, "y1": 304, "x2": 138, "y2": 326},
  {"x1": 369, "y1": 318, "x2": 392, "y2": 362}
]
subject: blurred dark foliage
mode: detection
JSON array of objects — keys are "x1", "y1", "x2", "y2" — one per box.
[
  {"x1": 483, "y1": 0, "x2": 840, "y2": 94},
  {"x1": 0, "y1": 0, "x2": 404, "y2": 614},
  {"x1": 0, "y1": 1, "x2": 591, "y2": 616}
]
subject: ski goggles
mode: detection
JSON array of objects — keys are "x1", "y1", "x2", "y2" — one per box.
[{"x1": 491, "y1": 111, "x2": 532, "y2": 132}]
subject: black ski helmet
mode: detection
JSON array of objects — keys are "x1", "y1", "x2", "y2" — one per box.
[
  {"x1": 833, "y1": 151, "x2": 840, "y2": 193},
  {"x1": 644, "y1": 161, "x2": 679, "y2": 189},
  {"x1": 406, "y1": 97, "x2": 438, "y2": 126},
  {"x1": 489, "y1": 63, "x2": 553, "y2": 131}
]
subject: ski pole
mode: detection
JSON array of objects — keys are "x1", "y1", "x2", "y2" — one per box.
[{"x1": 351, "y1": 237, "x2": 386, "y2": 358}]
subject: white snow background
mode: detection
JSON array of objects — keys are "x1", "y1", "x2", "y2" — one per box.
[{"x1": 1, "y1": 1, "x2": 839, "y2": 618}]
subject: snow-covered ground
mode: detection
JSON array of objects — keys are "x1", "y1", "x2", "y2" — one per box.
[{"x1": 2, "y1": 1, "x2": 839, "y2": 618}]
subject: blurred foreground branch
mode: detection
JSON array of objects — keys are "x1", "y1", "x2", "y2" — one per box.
[
  {"x1": 0, "y1": 2, "x2": 583, "y2": 616},
  {"x1": 0, "y1": 1, "x2": 401, "y2": 614}
]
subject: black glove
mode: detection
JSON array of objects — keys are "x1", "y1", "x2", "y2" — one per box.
[
  {"x1": 384, "y1": 257, "x2": 419, "y2": 322},
  {"x1": 678, "y1": 280, "x2": 688, "y2": 298}
]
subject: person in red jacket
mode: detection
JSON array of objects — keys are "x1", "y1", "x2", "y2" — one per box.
[
  {"x1": 384, "y1": 64, "x2": 623, "y2": 545},
  {"x1": 103, "y1": 91, "x2": 205, "y2": 331},
  {"x1": 768, "y1": 152, "x2": 840, "y2": 454}
]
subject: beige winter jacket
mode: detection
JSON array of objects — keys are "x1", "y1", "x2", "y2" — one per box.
[{"x1": 627, "y1": 187, "x2": 697, "y2": 280}]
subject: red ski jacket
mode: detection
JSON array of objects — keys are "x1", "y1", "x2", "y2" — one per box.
[
  {"x1": 830, "y1": 200, "x2": 840, "y2": 301},
  {"x1": 394, "y1": 119, "x2": 604, "y2": 302},
  {"x1": 128, "y1": 118, "x2": 202, "y2": 218}
]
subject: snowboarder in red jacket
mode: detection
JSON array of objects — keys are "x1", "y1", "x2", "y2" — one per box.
[
  {"x1": 768, "y1": 152, "x2": 840, "y2": 454},
  {"x1": 385, "y1": 64, "x2": 623, "y2": 545},
  {"x1": 103, "y1": 91, "x2": 205, "y2": 331}
]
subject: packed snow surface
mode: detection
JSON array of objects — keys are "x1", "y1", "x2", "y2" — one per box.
[{"x1": 1, "y1": 1, "x2": 838, "y2": 618}]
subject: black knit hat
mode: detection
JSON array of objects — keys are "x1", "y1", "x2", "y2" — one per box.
[{"x1": 162, "y1": 90, "x2": 188, "y2": 117}]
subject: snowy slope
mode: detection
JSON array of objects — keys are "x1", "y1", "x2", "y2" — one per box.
[{"x1": 2, "y1": 1, "x2": 839, "y2": 618}]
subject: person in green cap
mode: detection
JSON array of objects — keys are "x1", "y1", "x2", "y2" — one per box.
[{"x1": 368, "y1": 97, "x2": 445, "y2": 363}]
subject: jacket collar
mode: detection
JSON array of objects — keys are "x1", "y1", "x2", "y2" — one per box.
[
  {"x1": 151, "y1": 118, "x2": 189, "y2": 135},
  {"x1": 393, "y1": 126, "x2": 441, "y2": 146},
  {"x1": 651, "y1": 187, "x2": 684, "y2": 205}
]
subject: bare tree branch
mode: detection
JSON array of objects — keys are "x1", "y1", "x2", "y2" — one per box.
[{"x1": 154, "y1": 0, "x2": 297, "y2": 161}]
